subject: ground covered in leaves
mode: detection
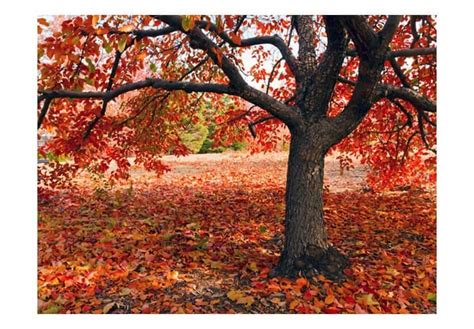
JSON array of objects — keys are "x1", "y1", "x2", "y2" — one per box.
[{"x1": 38, "y1": 152, "x2": 436, "y2": 314}]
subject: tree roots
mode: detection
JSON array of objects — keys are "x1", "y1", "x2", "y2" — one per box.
[{"x1": 270, "y1": 246, "x2": 350, "y2": 282}]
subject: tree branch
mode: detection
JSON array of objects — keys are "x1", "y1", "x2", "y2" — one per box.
[
  {"x1": 346, "y1": 46, "x2": 436, "y2": 58},
  {"x1": 292, "y1": 15, "x2": 317, "y2": 73},
  {"x1": 38, "y1": 98, "x2": 52, "y2": 129},
  {"x1": 155, "y1": 15, "x2": 301, "y2": 127},
  {"x1": 325, "y1": 16, "x2": 402, "y2": 145},
  {"x1": 341, "y1": 16, "x2": 378, "y2": 57},
  {"x1": 375, "y1": 84, "x2": 436, "y2": 113},
  {"x1": 83, "y1": 38, "x2": 136, "y2": 140},
  {"x1": 39, "y1": 78, "x2": 235, "y2": 102},
  {"x1": 337, "y1": 76, "x2": 437, "y2": 114},
  {"x1": 388, "y1": 56, "x2": 412, "y2": 88},
  {"x1": 192, "y1": 18, "x2": 299, "y2": 76}
]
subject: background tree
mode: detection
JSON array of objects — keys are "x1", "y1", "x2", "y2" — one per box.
[{"x1": 37, "y1": 15, "x2": 436, "y2": 279}]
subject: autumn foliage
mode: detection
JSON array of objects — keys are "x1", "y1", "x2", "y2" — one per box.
[
  {"x1": 37, "y1": 15, "x2": 436, "y2": 314},
  {"x1": 37, "y1": 15, "x2": 436, "y2": 191},
  {"x1": 38, "y1": 154, "x2": 435, "y2": 313}
]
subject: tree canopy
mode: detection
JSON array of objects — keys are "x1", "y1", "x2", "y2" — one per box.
[{"x1": 38, "y1": 15, "x2": 436, "y2": 191}]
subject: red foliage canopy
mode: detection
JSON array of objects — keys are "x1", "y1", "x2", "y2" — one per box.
[{"x1": 37, "y1": 15, "x2": 436, "y2": 190}]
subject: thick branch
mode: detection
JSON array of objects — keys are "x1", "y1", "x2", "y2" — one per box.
[
  {"x1": 341, "y1": 16, "x2": 378, "y2": 57},
  {"x1": 39, "y1": 78, "x2": 234, "y2": 102},
  {"x1": 375, "y1": 84, "x2": 436, "y2": 113},
  {"x1": 325, "y1": 16, "x2": 401, "y2": 145},
  {"x1": 378, "y1": 16, "x2": 402, "y2": 48},
  {"x1": 156, "y1": 15, "x2": 300, "y2": 126},
  {"x1": 337, "y1": 76, "x2": 437, "y2": 114},
  {"x1": 293, "y1": 15, "x2": 318, "y2": 72},
  {"x1": 308, "y1": 16, "x2": 347, "y2": 116}
]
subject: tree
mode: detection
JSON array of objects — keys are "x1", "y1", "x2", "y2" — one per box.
[{"x1": 37, "y1": 15, "x2": 436, "y2": 279}]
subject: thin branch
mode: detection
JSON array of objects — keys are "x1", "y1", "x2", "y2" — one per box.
[
  {"x1": 389, "y1": 98, "x2": 413, "y2": 127},
  {"x1": 38, "y1": 98, "x2": 52, "y2": 129},
  {"x1": 346, "y1": 47, "x2": 436, "y2": 58},
  {"x1": 83, "y1": 39, "x2": 135, "y2": 140},
  {"x1": 388, "y1": 56, "x2": 411, "y2": 88},
  {"x1": 71, "y1": 35, "x2": 91, "y2": 81},
  {"x1": 156, "y1": 15, "x2": 301, "y2": 127},
  {"x1": 171, "y1": 16, "x2": 299, "y2": 76},
  {"x1": 248, "y1": 115, "x2": 276, "y2": 138},
  {"x1": 417, "y1": 112, "x2": 437, "y2": 154},
  {"x1": 266, "y1": 58, "x2": 283, "y2": 95},
  {"x1": 402, "y1": 131, "x2": 419, "y2": 163}
]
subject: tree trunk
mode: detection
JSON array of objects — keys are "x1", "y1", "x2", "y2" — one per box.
[{"x1": 271, "y1": 129, "x2": 349, "y2": 280}]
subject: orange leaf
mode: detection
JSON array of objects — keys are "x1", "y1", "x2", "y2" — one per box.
[
  {"x1": 295, "y1": 277, "x2": 308, "y2": 286},
  {"x1": 119, "y1": 24, "x2": 134, "y2": 33},
  {"x1": 92, "y1": 15, "x2": 100, "y2": 28},
  {"x1": 325, "y1": 294, "x2": 335, "y2": 305}
]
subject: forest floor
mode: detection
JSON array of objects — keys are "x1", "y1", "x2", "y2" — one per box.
[{"x1": 38, "y1": 152, "x2": 436, "y2": 314}]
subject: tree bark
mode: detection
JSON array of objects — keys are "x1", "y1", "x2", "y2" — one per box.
[{"x1": 271, "y1": 129, "x2": 349, "y2": 280}]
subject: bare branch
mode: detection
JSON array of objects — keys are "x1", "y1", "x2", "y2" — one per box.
[
  {"x1": 388, "y1": 56, "x2": 412, "y2": 88},
  {"x1": 346, "y1": 47, "x2": 436, "y2": 58},
  {"x1": 378, "y1": 16, "x2": 402, "y2": 48},
  {"x1": 340, "y1": 16, "x2": 378, "y2": 57},
  {"x1": 292, "y1": 15, "x2": 317, "y2": 72},
  {"x1": 417, "y1": 112, "x2": 436, "y2": 153},
  {"x1": 410, "y1": 16, "x2": 421, "y2": 48},
  {"x1": 390, "y1": 99, "x2": 413, "y2": 127},
  {"x1": 376, "y1": 84, "x2": 436, "y2": 113},
  {"x1": 38, "y1": 98, "x2": 52, "y2": 129}
]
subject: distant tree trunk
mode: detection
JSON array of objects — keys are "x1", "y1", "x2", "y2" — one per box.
[{"x1": 272, "y1": 127, "x2": 349, "y2": 280}]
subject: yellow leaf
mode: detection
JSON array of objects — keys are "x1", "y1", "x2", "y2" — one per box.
[
  {"x1": 357, "y1": 293, "x2": 379, "y2": 306},
  {"x1": 49, "y1": 277, "x2": 61, "y2": 286},
  {"x1": 248, "y1": 262, "x2": 258, "y2": 272},
  {"x1": 167, "y1": 270, "x2": 179, "y2": 280},
  {"x1": 211, "y1": 261, "x2": 223, "y2": 269},
  {"x1": 270, "y1": 297, "x2": 281, "y2": 304},
  {"x1": 236, "y1": 296, "x2": 254, "y2": 307},
  {"x1": 227, "y1": 289, "x2": 245, "y2": 301},
  {"x1": 181, "y1": 16, "x2": 195, "y2": 31},
  {"x1": 120, "y1": 288, "x2": 131, "y2": 296},
  {"x1": 118, "y1": 35, "x2": 127, "y2": 52}
]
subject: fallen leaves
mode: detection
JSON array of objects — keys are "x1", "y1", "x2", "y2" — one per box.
[
  {"x1": 227, "y1": 290, "x2": 255, "y2": 307},
  {"x1": 38, "y1": 153, "x2": 436, "y2": 314}
]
